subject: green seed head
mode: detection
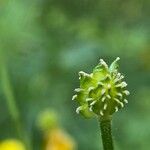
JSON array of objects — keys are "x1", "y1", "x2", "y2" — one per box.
[{"x1": 72, "y1": 57, "x2": 130, "y2": 119}]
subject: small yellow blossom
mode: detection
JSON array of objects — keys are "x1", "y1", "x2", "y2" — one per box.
[
  {"x1": 46, "y1": 129, "x2": 76, "y2": 150},
  {"x1": 0, "y1": 139, "x2": 25, "y2": 150}
]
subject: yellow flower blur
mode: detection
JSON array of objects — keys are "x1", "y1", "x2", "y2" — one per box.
[
  {"x1": 46, "y1": 129, "x2": 76, "y2": 150},
  {"x1": 0, "y1": 139, "x2": 25, "y2": 150}
]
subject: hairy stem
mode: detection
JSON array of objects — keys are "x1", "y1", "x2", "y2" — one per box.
[{"x1": 99, "y1": 117, "x2": 114, "y2": 150}]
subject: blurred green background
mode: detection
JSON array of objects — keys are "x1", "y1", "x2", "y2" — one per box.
[{"x1": 0, "y1": 0, "x2": 150, "y2": 150}]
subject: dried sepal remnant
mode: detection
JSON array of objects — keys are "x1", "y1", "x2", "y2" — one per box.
[{"x1": 72, "y1": 57, "x2": 130, "y2": 118}]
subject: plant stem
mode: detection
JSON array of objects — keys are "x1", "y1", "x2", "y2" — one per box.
[
  {"x1": 99, "y1": 117, "x2": 114, "y2": 150},
  {"x1": 1, "y1": 64, "x2": 22, "y2": 136},
  {"x1": 0, "y1": 50, "x2": 32, "y2": 150}
]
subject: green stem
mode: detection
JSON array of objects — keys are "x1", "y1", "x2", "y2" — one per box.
[
  {"x1": 99, "y1": 117, "x2": 114, "y2": 150},
  {"x1": 1, "y1": 64, "x2": 23, "y2": 136},
  {"x1": 0, "y1": 50, "x2": 32, "y2": 150}
]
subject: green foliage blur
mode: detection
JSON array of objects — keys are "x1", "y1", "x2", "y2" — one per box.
[{"x1": 0, "y1": 0, "x2": 149, "y2": 150}]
